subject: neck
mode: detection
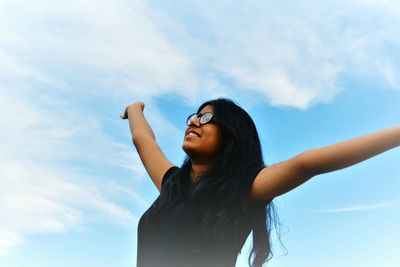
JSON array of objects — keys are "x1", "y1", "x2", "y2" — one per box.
[{"x1": 190, "y1": 159, "x2": 213, "y2": 182}]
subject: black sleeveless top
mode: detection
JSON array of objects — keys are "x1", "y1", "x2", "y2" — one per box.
[{"x1": 137, "y1": 167, "x2": 264, "y2": 267}]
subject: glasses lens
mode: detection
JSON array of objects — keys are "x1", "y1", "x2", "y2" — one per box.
[
  {"x1": 200, "y1": 112, "x2": 213, "y2": 124},
  {"x1": 186, "y1": 113, "x2": 198, "y2": 125}
]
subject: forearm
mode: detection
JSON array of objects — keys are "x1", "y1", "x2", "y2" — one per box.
[
  {"x1": 126, "y1": 104, "x2": 156, "y2": 141},
  {"x1": 301, "y1": 126, "x2": 400, "y2": 176}
]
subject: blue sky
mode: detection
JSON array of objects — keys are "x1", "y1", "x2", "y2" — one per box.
[{"x1": 0, "y1": 0, "x2": 399, "y2": 266}]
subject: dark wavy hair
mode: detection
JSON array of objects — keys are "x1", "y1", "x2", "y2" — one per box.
[{"x1": 153, "y1": 98, "x2": 278, "y2": 267}]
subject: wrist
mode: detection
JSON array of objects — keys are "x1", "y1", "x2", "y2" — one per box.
[{"x1": 128, "y1": 102, "x2": 144, "y2": 114}]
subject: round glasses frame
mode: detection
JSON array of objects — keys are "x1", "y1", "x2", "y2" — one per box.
[{"x1": 186, "y1": 112, "x2": 215, "y2": 126}]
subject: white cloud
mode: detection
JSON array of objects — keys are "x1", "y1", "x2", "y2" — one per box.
[
  {"x1": 2, "y1": 0, "x2": 399, "y2": 109},
  {"x1": 0, "y1": 229, "x2": 23, "y2": 256},
  {"x1": 0, "y1": 0, "x2": 201, "y2": 102},
  {"x1": 308, "y1": 202, "x2": 392, "y2": 213},
  {"x1": 0, "y1": 82, "x2": 147, "y2": 254},
  {"x1": 0, "y1": 157, "x2": 141, "y2": 253},
  {"x1": 151, "y1": 0, "x2": 400, "y2": 108},
  {"x1": 0, "y1": 0, "x2": 191, "y2": 254}
]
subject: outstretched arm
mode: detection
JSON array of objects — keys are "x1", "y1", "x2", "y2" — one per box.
[
  {"x1": 121, "y1": 102, "x2": 173, "y2": 191},
  {"x1": 250, "y1": 126, "x2": 400, "y2": 202}
]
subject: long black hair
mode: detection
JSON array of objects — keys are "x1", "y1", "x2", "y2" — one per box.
[{"x1": 153, "y1": 98, "x2": 278, "y2": 266}]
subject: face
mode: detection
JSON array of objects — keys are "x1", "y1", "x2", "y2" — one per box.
[{"x1": 182, "y1": 105, "x2": 222, "y2": 160}]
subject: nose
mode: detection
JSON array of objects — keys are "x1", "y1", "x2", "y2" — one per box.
[{"x1": 188, "y1": 116, "x2": 201, "y2": 127}]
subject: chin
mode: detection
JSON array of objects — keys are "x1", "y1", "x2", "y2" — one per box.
[
  {"x1": 182, "y1": 142, "x2": 199, "y2": 158},
  {"x1": 182, "y1": 142, "x2": 192, "y2": 154}
]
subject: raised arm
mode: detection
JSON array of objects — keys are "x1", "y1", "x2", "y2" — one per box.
[
  {"x1": 121, "y1": 102, "x2": 174, "y2": 191},
  {"x1": 250, "y1": 126, "x2": 400, "y2": 202}
]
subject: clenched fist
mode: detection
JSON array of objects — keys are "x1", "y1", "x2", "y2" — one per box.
[{"x1": 120, "y1": 102, "x2": 145, "y2": 119}]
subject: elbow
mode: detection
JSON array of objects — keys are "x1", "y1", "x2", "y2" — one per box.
[{"x1": 297, "y1": 150, "x2": 321, "y2": 178}]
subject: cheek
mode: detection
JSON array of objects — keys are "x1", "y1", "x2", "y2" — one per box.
[{"x1": 207, "y1": 129, "x2": 222, "y2": 149}]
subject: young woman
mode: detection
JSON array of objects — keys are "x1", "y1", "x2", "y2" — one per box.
[{"x1": 121, "y1": 98, "x2": 399, "y2": 267}]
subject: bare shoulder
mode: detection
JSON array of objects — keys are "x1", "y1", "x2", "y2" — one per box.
[{"x1": 250, "y1": 164, "x2": 283, "y2": 202}]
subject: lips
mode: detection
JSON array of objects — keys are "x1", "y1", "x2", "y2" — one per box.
[{"x1": 186, "y1": 129, "x2": 201, "y2": 137}]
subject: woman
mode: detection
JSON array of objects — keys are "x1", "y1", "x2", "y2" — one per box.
[{"x1": 121, "y1": 98, "x2": 399, "y2": 267}]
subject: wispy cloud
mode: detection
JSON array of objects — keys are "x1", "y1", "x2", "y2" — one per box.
[
  {"x1": 2, "y1": 0, "x2": 400, "y2": 109},
  {"x1": 0, "y1": 0, "x2": 191, "y2": 254},
  {"x1": 0, "y1": 76, "x2": 147, "y2": 254},
  {"x1": 152, "y1": 0, "x2": 400, "y2": 108},
  {"x1": 307, "y1": 202, "x2": 393, "y2": 213},
  {"x1": 0, "y1": 229, "x2": 23, "y2": 256},
  {"x1": 0, "y1": 0, "x2": 199, "y2": 102}
]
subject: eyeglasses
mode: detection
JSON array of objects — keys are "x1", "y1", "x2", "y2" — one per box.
[{"x1": 186, "y1": 112, "x2": 215, "y2": 126}]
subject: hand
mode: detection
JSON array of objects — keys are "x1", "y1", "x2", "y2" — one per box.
[{"x1": 120, "y1": 102, "x2": 145, "y2": 119}]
